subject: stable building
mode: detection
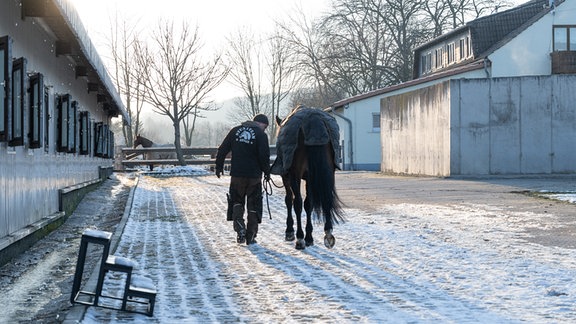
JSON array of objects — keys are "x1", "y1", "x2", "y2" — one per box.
[{"x1": 0, "y1": 0, "x2": 129, "y2": 265}]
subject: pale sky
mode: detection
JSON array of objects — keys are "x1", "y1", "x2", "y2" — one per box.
[{"x1": 70, "y1": 0, "x2": 329, "y2": 101}]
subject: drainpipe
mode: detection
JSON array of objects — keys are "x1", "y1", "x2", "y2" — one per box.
[
  {"x1": 327, "y1": 105, "x2": 354, "y2": 171},
  {"x1": 483, "y1": 57, "x2": 491, "y2": 78}
]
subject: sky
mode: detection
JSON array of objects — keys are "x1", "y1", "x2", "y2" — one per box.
[{"x1": 70, "y1": 0, "x2": 330, "y2": 102}]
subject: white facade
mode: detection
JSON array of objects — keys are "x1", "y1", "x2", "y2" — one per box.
[
  {"x1": 332, "y1": 96, "x2": 382, "y2": 171},
  {"x1": 489, "y1": 0, "x2": 576, "y2": 77}
]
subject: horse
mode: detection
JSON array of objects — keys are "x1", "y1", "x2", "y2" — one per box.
[
  {"x1": 133, "y1": 134, "x2": 176, "y2": 170},
  {"x1": 272, "y1": 106, "x2": 344, "y2": 250}
]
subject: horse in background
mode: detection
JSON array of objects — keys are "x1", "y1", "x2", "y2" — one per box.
[
  {"x1": 271, "y1": 106, "x2": 344, "y2": 250},
  {"x1": 133, "y1": 134, "x2": 176, "y2": 170}
]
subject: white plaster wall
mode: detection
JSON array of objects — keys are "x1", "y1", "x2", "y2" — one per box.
[
  {"x1": 489, "y1": 0, "x2": 576, "y2": 77},
  {"x1": 340, "y1": 97, "x2": 382, "y2": 171}
]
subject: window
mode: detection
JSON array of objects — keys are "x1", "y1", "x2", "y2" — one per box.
[
  {"x1": 102, "y1": 124, "x2": 110, "y2": 158},
  {"x1": 95, "y1": 122, "x2": 103, "y2": 157},
  {"x1": 0, "y1": 36, "x2": 10, "y2": 142},
  {"x1": 44, "y1": 88, "x2": 50, "y2": 152},
  {"x1": 57, "y1": 94, "x2": 70, "y2": 152},
  {"x1": 553, "y1": 25, "x2": 576, "y2": 51},
  {"x1": 446, "y1": 42, "x2": 455, "y2": 64},
  {"x1": 435, "y1": 47, "x2": 444, "y2": 69},
  {"x1": 372, "y1": 113, "x2": 381, "y2": 132},
  {"x1": 29, "y1": 73, "x2": 43, "y2": 149},
  {"x1": 107, "y1": 130, "x2": 114, "y2": 158},
  {"x1": 421, "y1": 54, "x2": 428, "y2": 75},
  {"x1": 10, "y1": 57, "x2": 26, "y2": 147},
  {"x1": 420, "y1": 52, "x2": 432, "y2": 75},
  {"x1": 68, "y1": 100, "x2": 77, "y2": 153},
  {"x1": 79, "y1": 111, "x2": 90, "y2": 155}
]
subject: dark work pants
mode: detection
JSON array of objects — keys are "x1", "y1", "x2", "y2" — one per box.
[{"x1": 229, "y1": 176, "x2": 263, "y2": 241}]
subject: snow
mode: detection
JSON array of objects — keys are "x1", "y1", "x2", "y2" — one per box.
[
  {"x1": 83, "y1": 229, "x2": 112, "y2": 240},
  {"x1": 542, "y1": 192, "x2": 576, "y2": 204},
  {"x1": 82, "y1": 166, "x2": 576, "y2": 323},
  {"x1": 107, "y1": 255, "x2": 138, "y2": 268},
  {"x1": 131, "y1": 275, "x2": 156, "y2": 291}
]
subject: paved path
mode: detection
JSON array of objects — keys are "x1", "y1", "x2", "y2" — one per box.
[{"x1": 67, "y1": 171, "x2": 576, "y2": 323}]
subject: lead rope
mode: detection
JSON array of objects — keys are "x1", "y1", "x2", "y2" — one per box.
[
  {"x1": 263, "y1": 175, "x2": 284, "y2": 220},
  {"x1": 263, "y1": 177, "x2": 273, "y2": 219}
]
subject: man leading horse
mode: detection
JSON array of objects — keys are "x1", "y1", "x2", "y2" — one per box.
[{"x1": 215, "y1": 114, "x2": 271, "y2": 246}]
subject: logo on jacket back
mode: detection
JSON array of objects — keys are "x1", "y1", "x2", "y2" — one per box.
[{"x1": 235, "y1": 127, "x2": 256, "y2": 144}]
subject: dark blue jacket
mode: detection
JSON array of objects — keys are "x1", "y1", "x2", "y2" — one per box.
[{"x1": 216, "y1": 121, "x2": 270, "y2": 178}]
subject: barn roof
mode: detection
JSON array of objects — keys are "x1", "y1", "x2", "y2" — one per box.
[{"x1": 21, "y1": 0, "x2": 130, "y2": 125}]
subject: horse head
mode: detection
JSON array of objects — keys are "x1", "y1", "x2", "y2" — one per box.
[
  {"x1": 133, "y1": 134, "x2": 142, "y2": 148},
  {"x1": 133, "y1": 134, "x2": 153, "y2": 148}
]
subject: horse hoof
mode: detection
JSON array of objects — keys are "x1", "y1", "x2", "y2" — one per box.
[
  {"x1": 324, "y1": 234, "x2": 335, "y2": 249},
  {"x1": 285, "y1": 232, "x2": 295, "y2": 241},
  {"x1": 296, "y1": 239, "x2": 306, "y2": 250},
  {"x1": 305, "y1": 239, "x2": 314, "y2": 247}
]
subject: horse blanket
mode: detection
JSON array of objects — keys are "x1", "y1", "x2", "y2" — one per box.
[{"x1": 271, "y1": 107, "x2": 340, "y2": 175}]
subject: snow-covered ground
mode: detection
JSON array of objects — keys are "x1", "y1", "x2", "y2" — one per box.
[{"x1": 81, "y1": 166, "x2": 576, "y2": 323}]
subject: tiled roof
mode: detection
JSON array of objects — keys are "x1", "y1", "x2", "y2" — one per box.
[{"x1": 469, "y1": 0, "x2": 552, "y2": 57}]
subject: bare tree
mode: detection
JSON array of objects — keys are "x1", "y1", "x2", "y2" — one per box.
[
  {"x1": 376, "y1": 0, "x2": 425, "y2": 83},
  {"x1": 136, "y1": 21, "x2": 228, "y2": 164},
  {"x1": 279, "y1": 0, "x2": 516, "y2": 106},
  {"x1": 276, "y1": 5, "x2": 342, "y2": 108},
  {"x1": 266, "y1": 28, "x2": 301, "y2": 140},
  {"x1": 106, "y1": 12, "x2": 146, "y2": 147},
  {"x1": 225, "y1": 28, "x2": 267, "y2": 122}
]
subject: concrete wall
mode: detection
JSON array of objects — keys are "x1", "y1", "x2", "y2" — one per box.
[
  {"x1": 452, "y1": 75, "x2": 576, "y2": 175},
  {"x1": 381, "y1": 82, "x2": 452, "y2": 176},
  {"x1": 381, "y1": 75, "x2": 576, "y2": 176}
]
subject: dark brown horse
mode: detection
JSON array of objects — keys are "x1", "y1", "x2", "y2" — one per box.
[
  {"x1": 133, "y1": 134, "x2": 176, "y2": 170},
  {"x1": 273, "y1": 107, "x2": 344, "y2": 249}
]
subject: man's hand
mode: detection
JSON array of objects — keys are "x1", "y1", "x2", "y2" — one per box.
[
  {"x1": 216, "y1": 170, "x2": 222, "y2": 178},
  {"x1": 264, "y1": 173, "x2": 271, "y2": 182}
]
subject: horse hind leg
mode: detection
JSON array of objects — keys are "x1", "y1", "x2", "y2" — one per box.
[
  {"x1": 324, "y1": 229, "x2": 335, "y2": 249},
  {"x1": 283, "y1": 178, "x2": 295, "y2": 241},
  {"x1": 304, "y1": 196, "x2": 314, "y2": 247},
  {"x1": 323, "y1": 215, "x2": 335, "y2": 249},
  {"x1": 295, "y1": 208, "x2": 306, "y2": 250},
  {"x1": 294, "y1": 201, "x2": 306, "y2": 250},
  {"x1": 285, "y1": 194, "x2": 295, "y2": 241}
]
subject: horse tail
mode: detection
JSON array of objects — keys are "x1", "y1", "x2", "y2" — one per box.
[{"x1": 306, "y1": 144, "x2": 345, "y2": 224}]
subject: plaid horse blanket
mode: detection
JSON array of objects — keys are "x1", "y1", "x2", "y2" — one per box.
[{"x1": 271, "y1": 106, "x2": 340, "y2": 175}]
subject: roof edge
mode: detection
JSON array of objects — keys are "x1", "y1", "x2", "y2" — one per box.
[
  {"x1": 330, "y1": 60, "x2": 487, "y2": 108},
  {"x1": 51, "y1": 0, "x2": 130, "y2": 124}
]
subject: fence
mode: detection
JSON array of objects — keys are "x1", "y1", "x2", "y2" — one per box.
[{"x1": 117, "y1": 146, "x2": 277, "y2": 170}]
